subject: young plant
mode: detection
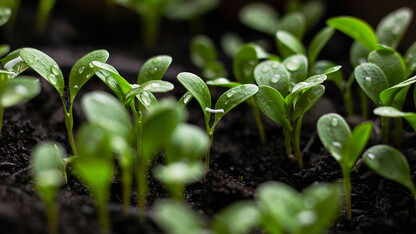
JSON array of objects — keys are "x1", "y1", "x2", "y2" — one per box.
[
  {"x1": 317, "y1": 113, "x2": 372, "y2": 219},
  {"x1": 177, "y1": 72, "x2": 258, "y2": 171},
  {"x1": 0, "y1": 6, "x2": 11, "y2": 57},
  {"x1": 253, "y1": 60, "x2": 331, "y2": 168},
  {"x1": 73, "y1": 123, "x2": 115, "y2": 233},
  {"x1": 152, "y1": 199, "x2": 260, "y2": 234},
  {"x1": 373, "y1": 106, "x2": 416, "y2": 133},
  {"x1": 153, "y1": 123, "x2": 209, "y2": 200},
  {"x1": 362, "y1": 145, "x2": 416, "y2": 203},
  {"x1": 256, "y1": 181, "x2": 340, "y2": 234},
  {"x1": 36, "y1": 0, "x2": 56, "y2": 33},
  {"x1": 2, "y1": 48, "x2": 110, "y2": 155},
  {"x1": 31, "y1": 142, "x2": 67, "y2": 234}
]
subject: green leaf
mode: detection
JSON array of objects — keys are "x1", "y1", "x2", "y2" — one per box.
[
  {"x1": 69, "y1": 50, "x2": 109, "y2": 103},
  {"x1": 301, "y1": 0, "x2": 326, "y2": 30},
  {"x1": 0, "y1": 76, "x2": 40, "y2": 108},
  {"x1": 190, "y1": 35, "x2": 217, "y2": 68},
  {"x1": 212, "y1": 201, "x2": 260, "y2": 234},
  {"x1": 404, "y1": 41, "x2": 416, "y2": 77},
  {"x1": 206, "y1": 78, "x2": 241, "y2": 88},
  {"x1": 125, "y1": 80, "x2": 174, "y2": 101},
  {"x1": 363, "y1": 145, "x2": 416, "y2": 196},
  {"x1": 368, "y1": 47, "x2": 405, "y2": 86},
  {"x1": 341, "y1": 122, "x2": 372, "y2": 169},
  {"x1": 283, "y1": 54, "x2": 308, "y2": 84},
  {"x1": 19, "y1": 48, "x2": 65, "y2": 97},
  {"x1": 202, "y1": 60, "x2": 227, "y2": 80},
  {"x1": 373, "y1": 106, "x2": 416, "y2": 132},
  {"x1": 349, "y1": 41, "x2": 369, "y2": 67},
  {"x1": 376, "y1": 7, "x2": 413, "y2": 49},
  {"x1": 308, "y1": 26, "x2": 335, "y2": 66},
  {"x1": 317, "y1": 113, "x2": 351, "y2": 161},
  {"x1": 137, "y1": 91, "x2": 158, "y2": 111},
  {"x1": 0, "y1": 7, "x2": 11, "y2": 27},
  {"x1": 327, "y1": 17, "x2": 378, "y2": 51},
  {"x1": 177, "y1": 91, "x2": 193, "y2": 108},
  {"x1": 354, "y1": 63, "x2": 389, "y2": 105},
  {"x1": 31, "y1": 142, "x2": 66, "y2": 188},
  {"x1": 1, "y1": 49, "x2": 28, "y2": 77},
  {"x1": 91, "y1": 61, "x2": 131, "y2": 101},
  {"x1": 81, "y1": 91, "x2": 132, "y2": 138},
  {"x1": 380, "y1": 75, "x2": 416, "y2": 106},
  {"x1": 177, "y1": 72, "x2": 211, "y2": 123},
  {"x1": 233, "y1": 44, "x2": 259, "y2": 84},
  {"x1": 165, "y1": 123, "x2": 210, "y2": 163},
  {"x1": 153, "y1": 200, "x2": 207, "y2": 234},
  {"x1": 75, "y1": 124, "x2": 113, "y2": 160},
  {"x1": 153, "y1": 161, "x2": 204, "y2": 185},
  {"x1": 138, "y1": 55, "x2": 172, "y2": 85},
  {"x1": 292, "y1": 85, "x2": 325, "y2": 120},
  {"x1": 142, "y1": 100, "x2": 184, "y2": 160},
  {"x1": 238, "y1": 2, "x2": 279, "y2": 35},
  {"x1": 278, "y1": 11, "x2": 306, "y2": 39},
  {"x1": 221, "y1": 32, "x2": 244, "y2": 58},
  {"x1": 0, "y1": 44, "x2": 10, "y2": 58},
  {"x1": 276, "y1": 30, "x2": 305, "y2": 59},
  {"x1": 254, "y1": 60, "x2": 290, "y2": 96},
  {"x1": 213, "y1": 84, "x2": 258, "y2": 127},
  {"x1": 290, "y1": 74, "x2": 327, "y2": 94},
  {"x1": 311, "y1": 61, "x2": 343, "y2": 90},
  {"x1": 254, "y1": 85, "x2": 292, "y2": 131}
]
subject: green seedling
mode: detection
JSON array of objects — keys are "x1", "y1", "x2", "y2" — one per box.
[
  {"x1": 31, "y1": 142, "x2": 66, "y2": 234},
  {"x1": 190, "y1": 35, "x2": 227, "y2": 80},
  {"x1": 153, "y1": 123, "x2": 209, "y2": 200},
  {"x1": 363, "y1": 145, "x2": 416, "y2": 204},
  {"x1": 2, "y1": 48, "x2": 110, "y2": 155},
  {"x1": 73, "y1": 123, "x2": 115, "y2": 233},
  {"x1": 36, "y1": 0, "x2": 56, "y2": 33},
  {"x1": 253, "y1": 59, "x2": 330, "y2": 168},
  {"x1": 221, "y1": 32, "x2": 244, "y2": 58},
  {"x1": 317, "y1": 113, "x2": 372, "y2": 219},
  {"x1": 374, "y1": 106, "x2": 416, "y2": 132},
  {"x1": 0, "y1": 0, "x2": 20, "y2": 34},
  {"x1": 177, "y1": 72, "x2": 258, "y2": 171},
  {"x1": 152, "y1": 199, "x2": 260, "y2": 234},
  {"x1": 0, "y1": 6, "x2": 11, "y2": 57},
  {"x1": 81, "y1": 91, "x2": 133, "y2": 214},
  {"x1": 256, "y1": 181, "x2": 340, "y2": 234}
]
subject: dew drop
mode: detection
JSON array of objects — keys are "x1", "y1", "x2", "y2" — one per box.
[
  {"x1": 152, "y1": 83, "x2": 161, "y2": 88},
  {"x1": 296, "y1": 211, "x2": 317, "y2": 226},
  {"x1": 261, "y1": 67, "x2": 269, "y2": 73},
  {"x1": 272, "y1": 63, "x2": 279, "y2": 68},
  {"x1": 240, "y1": 85, "x2": 247, "y2": 90},
  {"x1": 152, "y1": 57, "x2": 162, "y2": 64},
  {"x1": 205, "y1": 107, "x2": 224, "y2": 113},
  {"x1": 184, "y1": 94, "x2": 192, "y2": 103},
  {"x1": 285, "y1": 59, "x2": 300, "y2": 71},
  {"x1": 48, "y1": 74, "x2": 56, "y2": 84},
  {"x1": 51, "y1": 65, "x2": 60, "y2": 76},
  {"x1": 332, "y1": 141, "x2": 342, "y2": 148},
  {"x1": 392, "y1": 25, "x2": 401, "y2": 36},
  {"x1": 15, "y1": 85, "x2": 28, "y2": 94},
  {"x1": 89, "y1": 62, "x2": 94, "y2": 68},
  {"x1": 73, "y1": 85, "x2": 79, "y2": 89},
  {"x1": 271, "y1": 75, "x2": 280, "y2": 83},
  {"x1": 227, "y1": 90, "x2": 235, "y2": 98},
  {"x1": 365, "y1": 76, "x2": 372, "y2": 82},
  {"x1": 224, "y1": 101, "x2": 229, "y2": 105},
  {"x1": 78, "y1": 66, "x2": 85, "y2": 74},
  {"x1": 330, "y1": 118, "x2": 338, "y2": 127},
  {"x1": 368, "y1": 153, "x2": 376, "y2": 159}
]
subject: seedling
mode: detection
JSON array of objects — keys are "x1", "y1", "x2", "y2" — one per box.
[
  {"x1": 36, "y1": 0, "x2": 56, "y2": 33},
  {"x1": 373, "y1": 106, "x2": 416, "y2": 132},
  {"x1": 73, "y1": 123, "x2": 115, "y2": 233},
  {"x1": 363, "y1": 145, "x2": 416, "y2": 204},
  {"x1": 0, "y1": 6, "x2": 11, "y2": 57},
  {"x1": 152, "y1": 199, "x2": 260, "y2": 234},
  {"x1": 177, "y1": 72, "x2": 258, "y2": 171},
  {"x1": 3, "y1": 48, "x2": 110, "y2": 155},
  {"x1": 31, "y1": 142, "x2": 66, "y2": 234},
  {"x1": 317, "y1": 113, "x2": 372, "y2": 219},
  {"x1": 253, "y1": 59, "x2": 331, "y2": 168},
  {"x1": 256, "y1": 181, "x2": 340, "y2": 234},
  {"x1": 153, "y1": 123, "x2": 209, "y2": 200}
]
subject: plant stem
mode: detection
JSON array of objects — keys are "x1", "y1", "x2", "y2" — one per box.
[
  {"x1": 359, "y1": 89, "x2": 368, "y2": 119},
  {"x1": 381, "y1": 116, "x2": 389, "y2": 144},
  {"x1": 247, "y1": 98, "x2": 266, "y2": 144},
  {"x1": 344, "y1": 87, "x2": 354, "y2": 117},
  {"x1": 394, "y1": 117, "x2": 403, "y2": 149},
  {"x1": 205, "y1": 131, "x2": 213, "y2": 172},
  {"x1": 137, "y1": 158, "x2": 148, "y2": 221},
  {"x1": 0, "y1": 105, "x2": 4, "y2": 135},
  {"x1": 46, "y1": 199, "x2": 58, "y2": 234},
  {"x1": 122, "y1": 165, "x2": 132, "y2": 215},
  {"x1": 342, "y1": 169, "x2": 352, "y2": 220},
  {"x1": 283, "y1": 128, "x2": 292, "y2": 159},
  {"x1": 293, "y1": 117, "x2": 303, "y2": 169},
  {"x1": 97, "y1": 198, "x2": 111, "y2": 234},
  {"x1": 65, "y1": 104, "x2": 77, "y2": 155}
]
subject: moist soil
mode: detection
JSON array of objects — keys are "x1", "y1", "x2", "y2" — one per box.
[{"x1": 2, "y1": 1, "x2": 416, "y2": 233}]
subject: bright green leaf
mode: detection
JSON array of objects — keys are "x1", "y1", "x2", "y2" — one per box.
[
  {"x1": 212, "y1": 201, "x2": 260, "y2": 234},
  {"x1": 292, "y1": 85, "x2": 325, "y2": 120},
  {"x1": 380, "y1": 75, "x2": 416, "y2": 106},
  {"x1": 276, "y1": 30, "x2": 305, "y2": 58},
  {"x1": 0, "y1": 76, "x2": 40, "y2": 108},
  {"x1": 0, "y1": 44, "x2": 10, "y2": 58},
  {"x1": 138, "y1": 55, "x2": 172, "y2": 84},
  {"x1": 0, "y1": 7, "x2": 11, "y2": 27},
  {"x1": 341, "y1": 122, "x2": 372, "y2": 169},
  {"x1": 283, "y1": 54, "x2": 308, "y2": 84},
  {"x1": 125, "y1": 80, "x2": 174, "y2": 101},
  {"x1": 206, "y1": 78, "x2": 241, "y2": 88}
]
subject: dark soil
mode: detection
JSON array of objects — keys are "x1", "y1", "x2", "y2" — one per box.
[{"x1": 2, "y1": 0, "x2": 416, "y2": 233}]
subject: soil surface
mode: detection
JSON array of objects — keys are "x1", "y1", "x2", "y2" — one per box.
[{"x1": 2, "y1": 1, "x2": 416, "y2": 233}]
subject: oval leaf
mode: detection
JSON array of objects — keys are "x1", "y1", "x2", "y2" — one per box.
[
  {"x1": 380, "y1": 75, "x2": 416, "y2": 106},
  {"x1": 212, "y1": 201, "x2": 260, "y2": 234},
  {"x1": 254, "y1": 60, "x2": 290, "y2": 96},
  {"x1": 341, "y1": 122, "x2": 372, "y2": 169},
  {"x1": 278, "y1": 11, "x2": 306, "y2": 40},
  {"x1": 368, "y1": 48, "x2": 405, "y2": 86},
  {"x1": 0, "y1": 76, "x2": 40, "y2": 108},
  {"x1": 404, "y1": 41, "x2": 416, "y2": 77},
  {"x1": 354, "y1": 63, "x2": 389, "y2": 105},
  {"x1": 125, "y1": 80, "x2": 174, "y2": 101},
  {"x1": 276, "y1": 30, "x2": 305, "y2": 58},
  {"x1": 137, "y1": 91, "x2": 158, "y2": 111},
  {"x1": 138, "y1": 55, "x2": 172, "y2": 84},
  {"x1": 190, "y1": 35, "x2": 217, "y2": 68},
  {"x1": 293, "y1": 85, "x2": 325, "y2": 120},
  {"x1": 238, "y1": 3, "x2": 279, "y2": 35},
  {"x1": 376, "y1": 7, "x2": 413, "y2": 49},
  {"x1": 283, "y1": 54, "x2": 308, "y2": 84},
  {"x1": 0, "y1": 7, "x2": 11, "y2": 27},
  {"x1": 233, "y1": 44, "x2": 259, "y2": 84},
  {"x1": 308, "y1": 26, "x2": 335, "y2": 66}
]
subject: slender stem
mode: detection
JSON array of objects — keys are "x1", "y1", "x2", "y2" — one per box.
[
  {"x1": 292, "y1": 117, "x2": 303, "y2": 169},
  {"x1": 137, "y1": 158, "x2": 148, "y2": 221},
  {"x1": 342, "y1": 169, "x2": 352, "y2": 220},
  {"x1": 65, "y1": 103, "x2": 77, "y2": 155},
  {"x1": 247, "y1": 98, "x2": 266, "y2": 144},
  {"x1": 97, "y1": 198, "x2": 111, "y2": 234},
  {"x1": 381, "y1": 116, "x2": 389, "y2": 144},
  {"x1": 394, "y1": 117, "x2": 403, "y2": 149},
  {"x1": 283, "y1": 128, "x2": 292, "y2": 159},
  {"x1": 142, "y1": 11, "x2": 161, "y2": 50},
  {"x1": 46, "y1": 198, "x2": 58, "y2": 234},
  {"x1": 121, "y1": 165, "x2": 132, "y2": 215},
  {"x1": 170, "y1": 184, "x2": 184, "y2": 201},
  {"x1": 0, "y1": 105, "x2": 4, "y2": 135},
  {"x1": 344, "y1": 86, "x2": 354, "y2": 117},
  {"x1": 359, "y1": 89, "x2": 368, "y2": 119},
  {"x1": 205, "y1": 131, "x2": 213, "y2": 172}
]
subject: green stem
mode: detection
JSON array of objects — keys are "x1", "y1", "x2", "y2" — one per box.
[
  {"x1": 292, "y1": 117, "x2": 303, "y2": 169},
  {"x1": 97, "y1": 198, "x2": 111, "y2": 234},
  {"x1": 344, "y1": 86, "x2": 354, "y2": 117},
  {"x1": 359, "y1": 89, "x2": 369, "y2": 119},
  {"x1": 381, "y1": 116, "x2": 389, "y2": 144},
  {"x1": 247, "y1": 98, "x2": 266, "y2": 144},
  {"x1": 137, "y1": 158, "x2": 149, "y2": 221},
  {"x1": 394, "y1": 117, "x2": 403, "y2": 149},
  {"x1": 205, "y1": 131, "x2": 213, "y2": 172},
  {"x1": 142, "y1": 12, "x2": 161, "y2": 51},
  {"x1": 283, "y1": 128, "x2": 292, "y2": 159},
  {"x1": 0, "y1": 105, "x2": 4, "y2": 135},
  {"x1": 46, "y1": 200, "x2": 58, "y2": 234},
  {"x1": 342, "y1": 169, "x2": 352, "y2": 220},
  {"x1": 122, "y1": 165, "x2": 132, "y2": 215},
  {"x1": 65, "y1": 105, "x2": 78, "y2": 155}
]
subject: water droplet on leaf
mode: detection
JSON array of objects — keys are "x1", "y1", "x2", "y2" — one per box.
[
  {"x1": 15, "y1": 85, "x2": 28, "y2": 94},
  {"x1": 227, "y1": 90, "x2": 235, "y2": 98},
  {"x1": 152, "y1": 57, "x2": 161, "y2": 64},
  {"x1": 48, "y1": 74, "x2": 56, "y2": 84},
  {"x1": 330, "y1": 118, "x2": 338, "y2": 127},
  {"x1": 332, "y1": 141, "x2": 342, "y2": 148},
  {"x1": 368, "y1": 153, "x2": 376, "y2": 159},
  {"x1": 78, "y1": 66, "x2": 85, "y2": 74},
  {"x1": 74, "y1": 85, "x2": 79, "y2": 89},
  {"x1": 285, "y1": 59, "x2": 300, "y2": 71},
  {"x1": 261, "y1": 67, "x2": 269, "y2": 73},
  {"x1": 365, "y1": 76, "x2": 372, "y2": 82},
  {"x1": 51, "y1": 65, "x2": 60, "y2": 76}
]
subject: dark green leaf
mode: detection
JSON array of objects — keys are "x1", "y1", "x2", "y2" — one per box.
[
  {"x1": 69, "y1": 50, "x2": 109, "y2": 103},
  {"x1": 206, "y1": 78, "x2": 241, "y2": 88},
  {"x1": 380, "y1": 75, "x2": 416, "y2": 106},
  {"x1": 291, "y1": 74, "x2": 327, "y2": 93},
  {"x1": 0, "y1": 76, "x2": 40, "y2": 108},
  {"x1": 254, "y1": 60, "x2": 290, "y2": 96},
  {"x1": 125, "y1": 80, "x2": 174, "y2": 101},
  {"x1": 190, "y1": 35, "x2": 217, "y2": 68},
  {"x1": 137, "y1": 91, "x2": 158, "y2": 111},
  {"x1": 0, "y1": 44, "x2": 10, "y2": 58},
  {"x1": 254, "y1": 85, "x2": 292, "y2": 130},
  {"x1": 283, "y1": 54, "x2": 308, "y2": 83},
  {"x1": 404, "y1": 41, "x2": 416, "y2": 77},
  {"x1": 374, "y1": 106, "x2": 416, "y2": 132},
  {"x1": 308, "y1": 27, "x2": 335, "y2": 66},
  {"x1": 368, "y1": 47, "x2": 405, "y2": 86},
  {"x1": 292, "y1": 85, "x2": 325, "y2": 120},
  {"x1": 341, "y1": 122, "x2": 372, "y2": 169},
  {"x1": 311, "y1": 61, "x2": 343, "y2": 90},
  {"x1": 278, "y1": 11, "x2": 306, "y2": 39},
  {"x1": 212, "y1": 201, "x2": 260, "y2": 234},
  {"x1": 19, "y1": 48, "x2": 65, "y2": 97},
  {"x1": 349, "y1": 41, "x2": 368, "y2": 67},
  {"x1": 221, "y1": 32, "x2": 244, "y2": 58},
  {"x1": 354, "y1": 63, "x2": 389, "y2": 105},
  {"x1": 0, "y1": 7, "x2": 11, "y2": 27},
  {"x1": 327, "y1": 17, "x2": 378, "y2": 51},
  {"x1": 363, "y1": 145, "x2": 416, "y2": 196},
  {"x1": 202, "y1": 60, "x2": 227, "y2": 80},
  {"x1": 138, "y1": 55, "x2": 172, "y2": 85},
  {"x1": 233, "y1": 44, "x2": 259, "y2": 84},
  {"x1": 276, "y1": 30, "x2": 305, "y2": 58},
  {"x1": 301, "y1": 1, "x2": 326, "y2": 30},
  {"x1": 376, "y1": 7, "x2": 413, "y2": 49},
  {"x1": 238, "y1": 3, "x2": 279, "y2": 35}
]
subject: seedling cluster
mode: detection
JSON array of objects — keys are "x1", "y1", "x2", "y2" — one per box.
[{"x1": 2, "y1": 1, "x2": 416, "y2": 233}]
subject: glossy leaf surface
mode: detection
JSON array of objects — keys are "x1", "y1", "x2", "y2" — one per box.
[{"x1": 138, "y1": 55, "x2": 172, "y2": 84}]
